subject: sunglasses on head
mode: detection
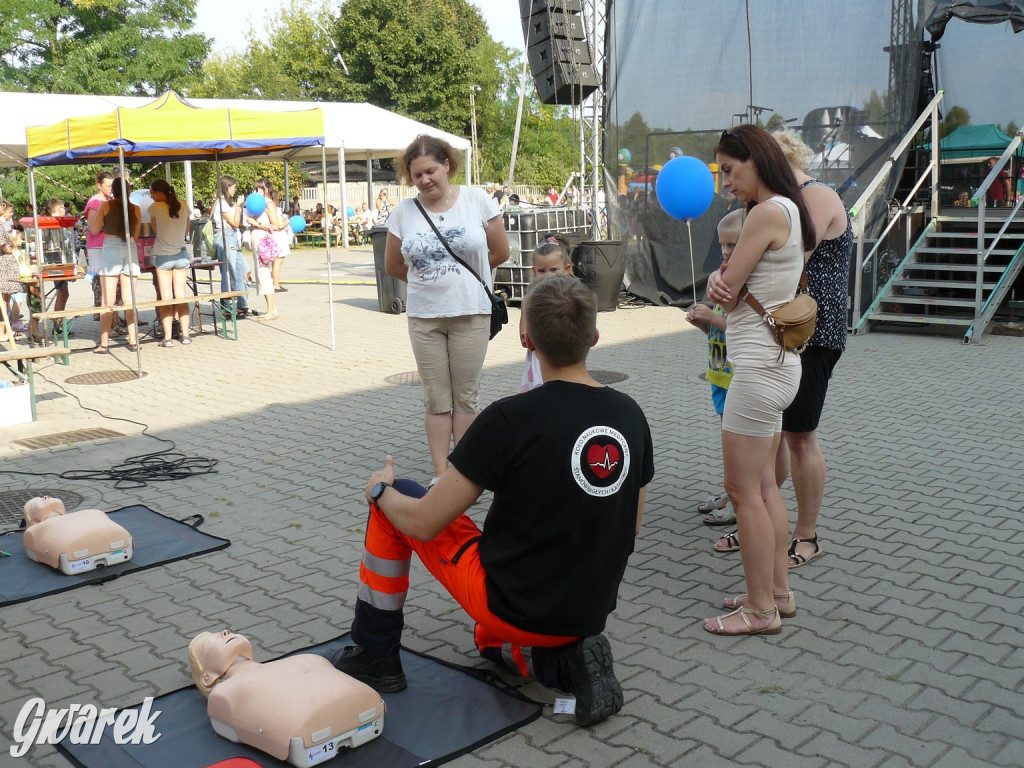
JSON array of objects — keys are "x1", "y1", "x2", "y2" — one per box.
[{"x1": 720, "y1": 130, "x2": 749, "y2": 154}]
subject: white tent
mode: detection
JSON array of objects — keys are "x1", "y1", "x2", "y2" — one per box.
[
  {"x1": 0, "y1": 92, "x2": 473, "y2": 243},
  {"x1": 0, "y1": 92, "x2": 469, "y2": 163}
]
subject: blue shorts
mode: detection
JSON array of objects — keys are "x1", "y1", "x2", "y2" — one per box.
[
  {"x1": 710, "y1": 383, "x2": 728, "y2": 415},
  {"x1": 97, "y1": 239, "x2": 141, "y2": 277},
  {"x1": 155, "y1": 248, "x2": 189, "y2": 271}
]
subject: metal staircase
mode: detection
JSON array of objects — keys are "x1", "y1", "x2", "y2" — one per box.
[
  {"x1": 859, "y1": 208, "x2": 1024, "y2": 341},
  {"x1": 850, "y1": 93, "x2": 1024, "y2": 343}
]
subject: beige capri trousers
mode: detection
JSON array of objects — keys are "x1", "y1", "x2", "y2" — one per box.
[{"x1": 408, "y1": 313, "x2": 490, "y2": 414}]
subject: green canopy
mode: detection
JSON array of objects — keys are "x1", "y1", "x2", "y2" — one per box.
[{"x1": 935, "y1": 123, "x2": 1021, "y2": 162}]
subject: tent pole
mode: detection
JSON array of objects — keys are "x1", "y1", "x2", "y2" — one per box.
[
  {"x1": 366, "y1": 157, "x2": 373, "y2": 215},
  {"x1": 184, "y1": 160, "x2": 194, "y2": 219},
  {"x1": 338, "y1": 146, "x2": 349, "y2": 249},
  {"x1": 284, "y1": 161, "x2": 290, "y2": 204},
  {"x1": 214, "y1": 152, "x2": 232, "y2": 322},
  {"x1": 27, "y1": 166, "x2": 48, "y2": 343},
  {"x1": 322, "y1": 145, "x2": 336, "y2": 350},
  {"x1": 118, "y1": 147, "x2": 143, "y2": 378}
]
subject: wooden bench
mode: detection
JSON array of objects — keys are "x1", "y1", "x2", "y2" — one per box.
[
  {"x1": 35, "y1": 291, "x2": 246, "y2": 357},
  {"x1": 0, "y1": 346, "x2": 72, "y2": 421}
]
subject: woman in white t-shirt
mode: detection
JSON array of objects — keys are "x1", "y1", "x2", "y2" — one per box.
[
  {"x1": 702, "y1": 124, "x2": 816, "y2": 637},
  {"x1": 385, "y1": 135, "x2": 510, "y2": 482},
  {"x1": 149, "y1": 179, "x2": 192, "y2": 346}
]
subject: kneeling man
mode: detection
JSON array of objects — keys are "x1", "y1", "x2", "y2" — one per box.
[{"x1": 334, "y1": 276, "x2": 654, "y2": 726}]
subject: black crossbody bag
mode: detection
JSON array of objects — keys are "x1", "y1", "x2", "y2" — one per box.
[{"x1": 414, "y1": 198, "x2": 508, "y2": 339}]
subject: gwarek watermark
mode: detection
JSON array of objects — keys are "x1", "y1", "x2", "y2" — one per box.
[{"x1": 9, "y1": 696, "x2": 162, "y2": 758}]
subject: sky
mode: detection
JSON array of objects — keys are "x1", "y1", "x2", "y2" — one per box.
[{"x1": 193, "y1": 1, "x2": 527, "y2": 56}]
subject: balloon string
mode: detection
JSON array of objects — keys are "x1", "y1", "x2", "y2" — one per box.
[{"x1": 687, "y1": 220, "x2": 697, "y2": 304}]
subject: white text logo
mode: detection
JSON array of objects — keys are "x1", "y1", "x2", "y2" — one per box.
[{"x1": 10, "y1": 696, "x2": 162, "y2": 757}]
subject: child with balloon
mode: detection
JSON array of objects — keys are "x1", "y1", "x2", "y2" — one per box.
[{"x1": 686, "y1": 208, "x2": 743, "y2": 526}]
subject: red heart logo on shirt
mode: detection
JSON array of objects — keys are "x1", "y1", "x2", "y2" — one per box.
[{"x1": 587, "y1": 444, "x2": 621, "y2": 480}]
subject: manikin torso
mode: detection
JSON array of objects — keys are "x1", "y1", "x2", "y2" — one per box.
[
  {"x1": 194, "y1": 633, "x2": 385, "y2": 767},
  {"x1": 22, "y1": 496, "x2": 133, "y2": 574}
]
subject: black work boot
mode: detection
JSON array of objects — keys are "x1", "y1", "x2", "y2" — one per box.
[
  {"x1": 557, "y1": 634, "x2": 623, "y2": 726},
  {"x1": 330, "y1": 644, "x2": 407, "y2": 693}
]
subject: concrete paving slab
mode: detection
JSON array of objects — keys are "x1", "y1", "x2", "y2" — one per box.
[{"x1": 1, "y1": 262, "x2": 1022, "y2": 767}]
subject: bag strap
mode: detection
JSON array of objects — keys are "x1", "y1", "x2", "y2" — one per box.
[
  {"x1": 413, "y1": 197, "x2": 490, "y2": 294},
  {"x1": 740, "y1": 264, "x2": 809, "y2": 317}
]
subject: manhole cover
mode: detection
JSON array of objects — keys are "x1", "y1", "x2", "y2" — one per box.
[
  {"x1": 0, "y1": 489, "x2": 84, "y2": 529},
  {"x1": 14, "y1": 428, "x2": 124, "y2": 451},
  {"x1": 591, "y1": 370, "x2": 628, "y2": 384},
  {"x1": 65, "y1": 370, "x2": 148, "y2": 385},
  {"x1": 385, "y1": 371, "x2": 421, "y2": 385}
]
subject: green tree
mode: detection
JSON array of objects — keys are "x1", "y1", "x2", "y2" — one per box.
[
  {"x1": 0, "y1": 0, "x2": 210, "y2": 95},
  {"x1": 999, "y1": 121, "x2": 1020, "y2": 137},
  {"x1": 940, "y1": 106, "x2": 970, "y2": 138},
  {"x1": 333, "y1": 0, "x2": 488, "y2": 134},
  {"x1": 191, "y1": 0, "x2": 338, "y2": 101}
]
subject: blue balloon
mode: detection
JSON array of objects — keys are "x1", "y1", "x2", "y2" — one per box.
[
  {"x1": 346, "y1": 206, "x2": 355, "y2": 218},
  {"x1": 617, "y1": 147, "x2": 631, "y2": 165},
  {"x1": 289, "y1": 215, "x2": 307, "y2": 233},
  {"x1": 245, "y1": 193, "x2": 267, "y2": 217},
  {"x1": 655, "y1": 155, "x2": 715, "y2": 221}
]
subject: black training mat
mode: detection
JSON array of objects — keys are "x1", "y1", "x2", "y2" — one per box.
[
  {"x1": 58, "y1": 634, "x2": 542, "y2": 768},
  {"x1": 0, "y1": 505, "x2": 230, "y2": 607}
]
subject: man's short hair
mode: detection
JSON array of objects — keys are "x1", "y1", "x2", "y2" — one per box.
[{"x1": 523, "y1": 275, "x2": 596, "y2": 367}]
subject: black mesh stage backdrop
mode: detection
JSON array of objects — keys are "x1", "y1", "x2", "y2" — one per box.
[{"x1": 603, "y1": 0, "x2": 925, "y2": 303}]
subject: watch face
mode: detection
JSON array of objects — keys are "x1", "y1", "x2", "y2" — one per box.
[{"x1": 372, "y1": 482, "x2": 387, "y2": 501}]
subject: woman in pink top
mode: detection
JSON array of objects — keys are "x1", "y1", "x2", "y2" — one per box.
[{"x1": 84, "y1": 171, "x2": 114, "y2": 312}]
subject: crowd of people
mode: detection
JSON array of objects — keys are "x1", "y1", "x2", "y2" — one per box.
[
  {"x1": 320, "y1": 127, "x2": 852, "y2": 731},
  {"x1": 2, "y1": 128, "x2": 855, "y2": 730},
  {"x1": 1, "y1": 170, "x2": 307, "y2": 347}
]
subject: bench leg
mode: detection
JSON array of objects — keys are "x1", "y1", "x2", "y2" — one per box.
[
  {"x1": 52, "y1": 321, "x2": 70, "y2": 365},
  {"x1": 26, "y1": 358, "x2": 37, "y2": 421}
]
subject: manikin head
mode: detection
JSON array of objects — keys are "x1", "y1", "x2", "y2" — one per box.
[
  {"x1": 189, "y1": 630, "x2": 255, "y2": 697},
  {"x1": 23, "y1": 496, "x2": 66, "y2": 526}
]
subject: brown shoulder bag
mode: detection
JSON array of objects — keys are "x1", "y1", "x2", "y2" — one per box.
[{"x1": 740, "y1": 267, "x2": 817, "y2": 358}]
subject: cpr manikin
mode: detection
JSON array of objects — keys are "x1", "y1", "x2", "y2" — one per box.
[
  {"x1": 189, "y1": 630, "x2": 385, "y2": 767},
  {"x1": 22, "y1": 496, "x2": 134, "y2": 575}
]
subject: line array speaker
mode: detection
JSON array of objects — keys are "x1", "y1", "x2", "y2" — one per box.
[{"x1": 520, "y1": 0, "x2": 598, "y2": 105}]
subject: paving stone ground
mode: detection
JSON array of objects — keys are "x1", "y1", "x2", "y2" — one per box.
[{"x1": 1, "y1": 246, "x2": 1021, "y2": 767}]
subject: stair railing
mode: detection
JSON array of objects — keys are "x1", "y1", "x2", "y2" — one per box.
[
  {"x1": 969, "y1": 133, "x2": 1023, "y2": 324},
  {"x1": 850, "y1": 91, "x2": 944, "y2": 330}
]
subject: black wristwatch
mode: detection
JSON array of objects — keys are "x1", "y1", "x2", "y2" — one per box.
[{"x1": 370, "y1": 481, "x2": 391, "y2": 502}]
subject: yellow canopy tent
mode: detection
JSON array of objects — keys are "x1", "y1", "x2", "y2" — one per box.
[
  {"x1": 24, "y1": 92, "x2": 335, "y2": 372},
  {"x1": 26, "y1": 90, "x2": 325, "y2": 165}
]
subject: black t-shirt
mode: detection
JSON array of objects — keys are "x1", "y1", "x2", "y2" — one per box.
[{"x1": 449, "y1": 381, "x2": 655, "y2": 637}]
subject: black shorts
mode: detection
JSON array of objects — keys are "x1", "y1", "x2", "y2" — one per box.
[{"x1": 782, "y1": 346, "x2": 842, "y2": 433}]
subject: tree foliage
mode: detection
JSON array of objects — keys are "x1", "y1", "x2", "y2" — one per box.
[
  {"x1": 0, "y1": 0, "x2": 210, "y2": 95},
  {"x1": 191, "y1": 0, "x2": 338, "y2": 101},
  {"x1": 940, "y1": 106, "x2": 971, "y2": 138},
  {"x1": 333, "y1": 0, "x2": 488, "y2": 135}
]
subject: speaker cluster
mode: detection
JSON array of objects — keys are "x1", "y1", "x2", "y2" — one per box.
[{"x1": 519, "y1": 0, "x2": 599, "y2": 105}]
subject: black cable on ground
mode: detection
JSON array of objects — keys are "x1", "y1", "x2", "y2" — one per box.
[{"x1": 0, "y1": 369, "x2": 218, "y2": 491}]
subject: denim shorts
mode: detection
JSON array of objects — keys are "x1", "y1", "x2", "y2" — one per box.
[{"x1": 155, "y1": 248, "x2": 190, "y2": 271}]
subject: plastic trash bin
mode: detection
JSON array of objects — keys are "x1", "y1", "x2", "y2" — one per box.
[
  {"x1": 572, "y1": 240, "x2": 625, "y2": 312},
  {"x1": 370, "y1": 225, "x2": 407, "y2": 314}
]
